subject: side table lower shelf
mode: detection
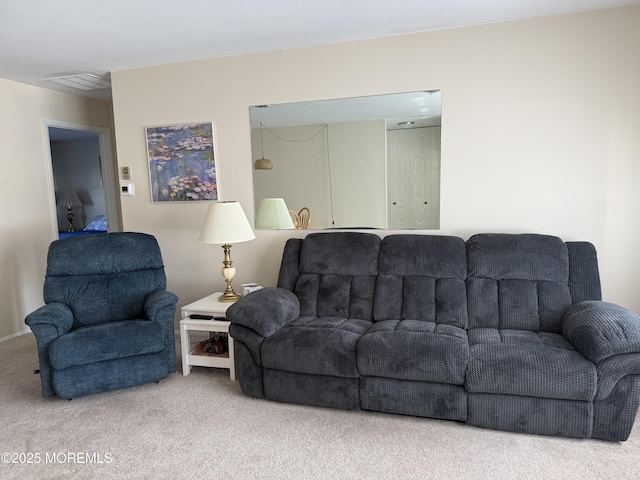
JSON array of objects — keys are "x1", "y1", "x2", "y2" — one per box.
[{"x1": 180, "y1": 318, "x2": 236, "y2": 380}]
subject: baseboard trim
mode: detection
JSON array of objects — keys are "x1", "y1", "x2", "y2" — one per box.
[{"x1": 0, "y1": 329, "x2": 32, "y2": 344}]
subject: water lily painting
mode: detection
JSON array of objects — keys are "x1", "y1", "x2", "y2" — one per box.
[{"x1": 146, "y1": 123, "x2": 218, "y2": 202}]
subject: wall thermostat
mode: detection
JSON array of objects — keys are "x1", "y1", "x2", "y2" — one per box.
[{"x1": 121, "y1": 183, "x2": 135, "y2": 195}]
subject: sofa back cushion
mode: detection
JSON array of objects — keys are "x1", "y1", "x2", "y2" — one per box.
[
  {"x1": 277, "y1": 238, "x2": 304, "y2": 292},
  {"x1": 466, "y1": 233, "x2": 573, "y2": 333},
  {"x1": 44, "y1": 232, "x2": 167, "y2": 329},
  {"x1": 373, "y1": 235, "x2": 468, "y2": 328},
  {"x1": 294, "y1": 232, "x2": 381, "y2": 319}
]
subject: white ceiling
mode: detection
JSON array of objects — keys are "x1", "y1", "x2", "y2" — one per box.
[
  {"x1": 249, "y1": 90, "x2": 442, "y2": 129},
  {"x1": 2, "y1": 0, "x2": 639, "y2": 101}
]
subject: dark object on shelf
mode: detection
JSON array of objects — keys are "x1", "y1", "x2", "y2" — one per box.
[
  {"x1": 190, "y1": 314, "x2": 214, "y2": 320},
  {"x1": 204, "y1": 334, "x2": 227, "y2": 354}
]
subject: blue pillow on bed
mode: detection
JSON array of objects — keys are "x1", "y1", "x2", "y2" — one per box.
[{"x1": 84, "y1": 215, "x2": 107, "y2": 232}]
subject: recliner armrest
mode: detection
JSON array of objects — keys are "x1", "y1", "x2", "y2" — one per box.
[
  {"x1": 25, "y1": 303, "x2": 73, "y2": 337},
  {"x1": 24, "y1": 303, "x2": 74, "y2": 398},
  {"x1": 563, "y1": 301, "x2": 640, "y2": 363},
  {"x1": 227, "y1": 287, "x2": 300, "y2": 338},
  {"x1": 144, "y1": 290, "x2": 179, "y2": 321}
]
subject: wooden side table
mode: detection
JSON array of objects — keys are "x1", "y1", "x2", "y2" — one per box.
[{"x1": 180, "y1": 292, "x2": 236, "y2": 380}]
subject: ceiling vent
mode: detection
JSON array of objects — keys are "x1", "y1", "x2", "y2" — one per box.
[{"x1": 47, "y1": 74, "x2": 111, "y2": 91}]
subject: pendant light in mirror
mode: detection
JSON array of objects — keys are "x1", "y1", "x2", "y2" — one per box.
[{"x1": 254, "y1": 122, "x2": 273, "y2": 170}]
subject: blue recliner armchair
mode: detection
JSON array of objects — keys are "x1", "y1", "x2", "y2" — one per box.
[{"x1": 25, "y1": 232, "x2": 178, "y2": 399}]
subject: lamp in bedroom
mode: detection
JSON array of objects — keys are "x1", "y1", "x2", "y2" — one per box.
[
  {"x1": 57, "y1": 191, "x2": 83, "y2": 232},
  {"x1": 199, "y1": 201, "x2": 256, "y2": 302}
]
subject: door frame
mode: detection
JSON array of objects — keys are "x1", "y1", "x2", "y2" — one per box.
[{"x1": 43, "y1": 119, "x2": 121, "y2": 239}]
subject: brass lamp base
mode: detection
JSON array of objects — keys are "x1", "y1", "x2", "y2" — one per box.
[
  {"x1": 218, "y1": 289, "x2": 241, "y2": 303},
  {"x1": 218, "y1": 244, "x2": 241, "y2": 303}
]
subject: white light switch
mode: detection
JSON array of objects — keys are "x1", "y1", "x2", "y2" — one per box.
[{"x1": 121, "y1": 183, "x2": 135, "y2": 195}]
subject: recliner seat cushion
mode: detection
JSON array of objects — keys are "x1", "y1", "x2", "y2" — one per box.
[
  {"x1": 466, "y1": 329, "x2": 597, "y2": 401},
  {"x1": 262, "y1": 316, "x2": 372, "y2": 378},
  {"x1": 357, "y1": 320, "x2": 469, "y2": 384},
  {"x1": 49, "y1": 320, "x2": 164, "y2": 370}
]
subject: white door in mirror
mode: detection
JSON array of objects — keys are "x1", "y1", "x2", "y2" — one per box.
[{"x1": 388, "y1": 127, "x2": 440, "y2": 229}]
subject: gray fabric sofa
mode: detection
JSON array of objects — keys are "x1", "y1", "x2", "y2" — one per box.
[{"x1": 227, "y1": 232, "x2": 640, "y2": 441}]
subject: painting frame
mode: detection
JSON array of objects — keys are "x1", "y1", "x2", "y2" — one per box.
[{"x1": 146, "y1": 122, "x2": 218, "y2": 203}]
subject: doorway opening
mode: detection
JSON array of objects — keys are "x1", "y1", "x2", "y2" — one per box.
[{"x1": 43, "y1": 119, "x2": 121, "y2": 239}]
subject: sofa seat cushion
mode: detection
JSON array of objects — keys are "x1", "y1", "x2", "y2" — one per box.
[
  {"x1": 49, "y1": 320, "x2": 164, "y2": 370},
  {"x1": 262, "y1": 316, "x2": 372, "y2": 378},
  {"x1": 357, "y1": 320, "x2": 469, "y2": 385},
  {"x1": 468, "y1": 328, "x2": 576, "y2": 350},
  {"x1": 466, "y1": 329, "x2": 597, "y2": 401}
]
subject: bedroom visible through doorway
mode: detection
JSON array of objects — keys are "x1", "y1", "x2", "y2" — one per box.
[{"x1": 44, "y1": 119, "x2": 121, "y2": 240}]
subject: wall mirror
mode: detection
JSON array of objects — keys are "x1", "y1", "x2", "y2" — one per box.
[{"x1": 250, "y1": 90, "x2": 441, "y2": 230}]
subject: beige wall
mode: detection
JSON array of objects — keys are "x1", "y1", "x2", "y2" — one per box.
[
  {"x1": 328, "y1": 120, "x2": 387, "y2": 229},
  {"x1": 252, "y1": 124, "x2": 330, "y2": 227},
  {"x1": 0, "y1": 78, "x2": 114, "y2": 340},
  {"x1": 110, "y1": 5, "x2": 640, "y2": 321}
]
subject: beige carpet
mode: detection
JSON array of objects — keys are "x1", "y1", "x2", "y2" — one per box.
[{"x1": 1, "y1": 334, "x2": 639, "y2": 480}]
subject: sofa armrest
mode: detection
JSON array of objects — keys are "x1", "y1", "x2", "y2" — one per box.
[
  {"x1": 563, "y1": 301, "x2": 640, "y2": 364},
  {"x1": 144, "y1": 290, "x2": 179, "y2": 323},
  {"x1": 25, "y1": 303, "x2": 74, "y2": 337},
  {"x1": 227, "y1": 287, "x2": 300, "y2": 338}
]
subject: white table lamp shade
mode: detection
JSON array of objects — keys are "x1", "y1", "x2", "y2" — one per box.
[
  {"x1": 256, "y1": 198, "x2": 295, "y2": 230},
  {"x1": 198, "y1": 201, "x2": 256, "y2": 244}
]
